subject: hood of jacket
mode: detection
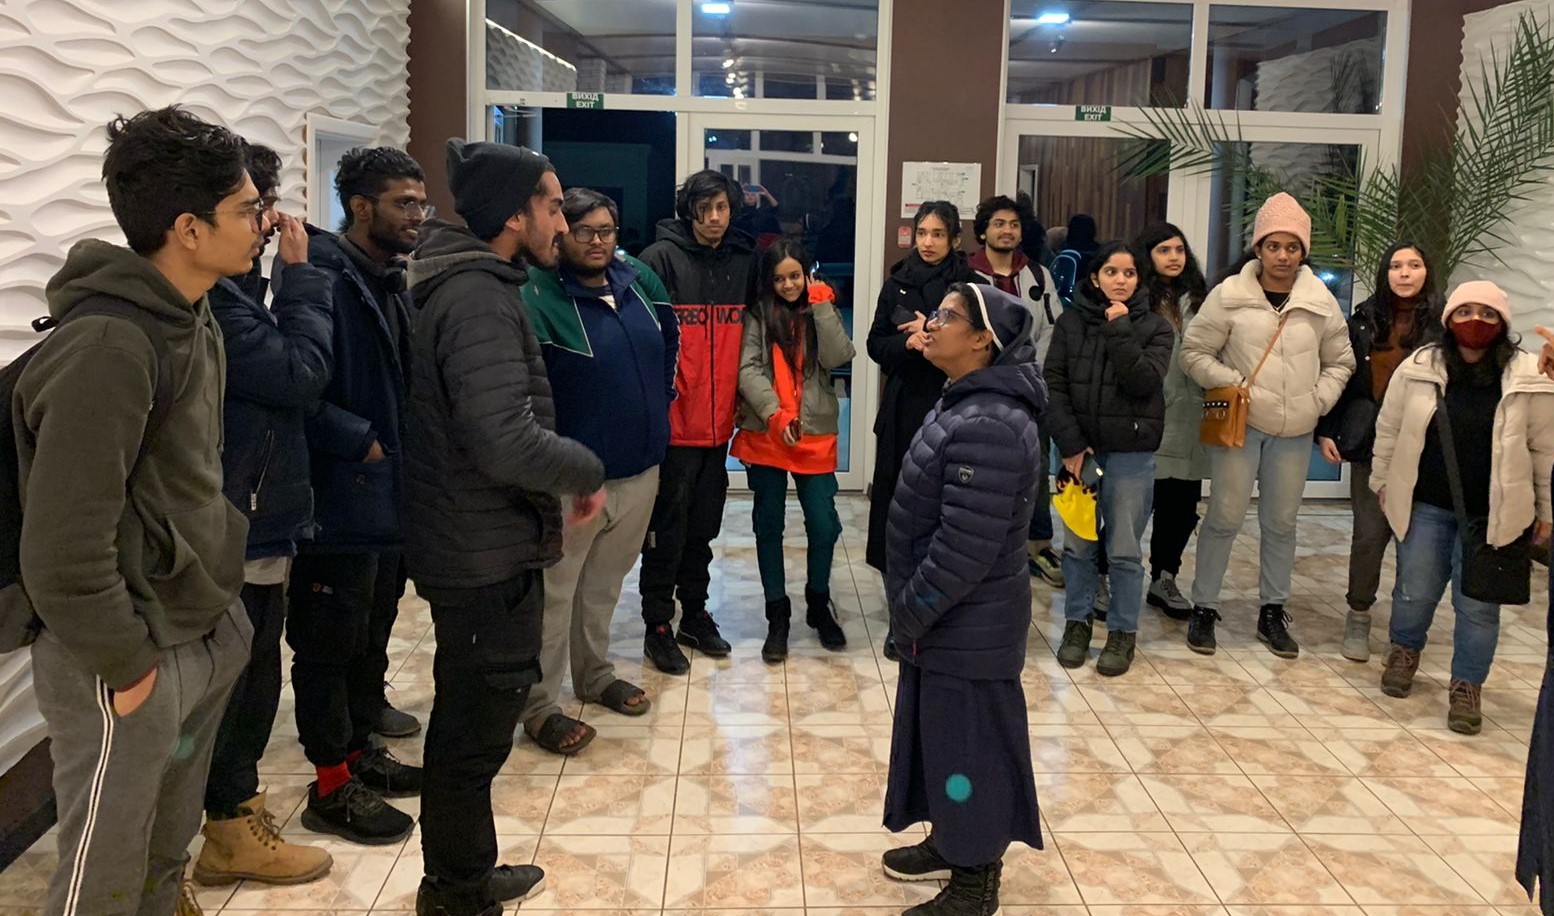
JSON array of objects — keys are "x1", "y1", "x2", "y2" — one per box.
[
  {"x1": 651, "y1": 217, "x2": 755, "y2": 257},
  {"x1": 1218, "y1": 260, "x2": 1338, "y2": 318},
  {"x1": 942, "y1": 305, "x2": 1047, "y2": 417},
  {"x1": 1394, "y1": 343, "x2": 1554, "y2": 396},
  {"x1": 1068, "y1": 280, "x2": 1151, "y2": 325},
  {"x1": 406, "y1": 220, "x2": 529, "y2": 300},
  {"x1": 966, "y1": 247, "x2": 1029, "y2": 281},
  {"x1": 45, "y1": 240, "x2": 203, "y2": 327}
]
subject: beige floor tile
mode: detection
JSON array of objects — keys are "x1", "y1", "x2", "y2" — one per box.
[
  {"x1": 680, "y1": 725, "x2": 793, "y2": 776},
  {"x1": 1409, "y1": 730, "x2": 1531, "y2": 780},
  {"x1": 1210, "y1": 726, "x2": 1352, "y2": 777},
  {"x1": 1418, "y1": 833, "x2": 1527, "y2": 906},
  {"x1": 1360, "y1": 775, "x2": 1521, "y2": 835},
  {"x1": 1054, "y1": 831, "x2": 1218, "y2": 906},
  {"x1": 993, "y1": 841, "x2": 1084, "y2": 905},
  {"x1": 1318, "y1": 728, "x2": 1460, "y2": 779},
  {"x1": 1268, "y1": 687, "x2": 1396, "y2": 730},
  {"x1": 542, "y1": 774, "x2": 677, "y2": 835},
  {"x1": 662, "y1": 833, "x2": 805, "y2": 909},
  {"x1": 793, "y1": 773, "x2": 892, "y2": 833},
  {"x1": 1182, "y1": 832, "x2": 1351, "y2": 904},
  {"x1": 1223, "y1": 906, "x2": 1364, "y2": 915},
  {"x1": 684, "y1": 683, "x2": 787, "y2": 727},
  {"x1": 1111, "y1": 725, "x2": 1244, "y2": 775},
  {"x1": 1141, "y1": 773, "x2": 1292, "y2": 833},
  {"x1": 1301, "y1": 834, "x2": 1483, "y2": 905},
  {"x1": 1078, "y1": 684, "x2": 1201, "y2": 727},
  {"x1": 789, "y1": 723, "x2": 891, "y2": 774},
  {"x1": 522, "y1": 834, "x2": 670, "y2": 910},
  {"x1": 1249, "y1": 774, "x2": 1407, "y2": 835},
  {"x1": 559, "y1": 726, "x2": 685, "y2": 777},
  {"x1": 796, "y1": 833, "x2": 939, "y2": 908},
  {"x1": 1029, "y1": 723, "x2": 1131, "y2": 773},
  {"x1": 373, "y1": 836, "x2": 538, "y2": 910},
  {"x1": 223, "y1": 840, "x2": 401, "y2": 910},
  {"x1": 1036, "y1": 771, "x2": 1170, "y2": 832},
  {"x1": 672, "y1": 774, "x2": 798, "y2": 835}
]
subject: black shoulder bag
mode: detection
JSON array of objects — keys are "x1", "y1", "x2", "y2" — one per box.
[{"x1": 1433, "y1": 391, "x2": 1534, "y2": 605}]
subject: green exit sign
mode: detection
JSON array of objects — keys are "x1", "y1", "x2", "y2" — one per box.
[
  {"x1": 1074, "y1": 105, "x2": 1112, "y2": 122},
  {"x1": 567, "y1": 92, "x2": 604, "y2": 110}
]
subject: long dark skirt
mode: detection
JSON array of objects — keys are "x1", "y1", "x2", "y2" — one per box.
[{"x1": 883, "y1": 661, "x2": 1042, "y2": 866}]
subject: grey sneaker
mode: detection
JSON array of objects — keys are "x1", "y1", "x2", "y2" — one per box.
[
  {"x1": 1028, "y1": 546, "x2": 1066, "y2": 587},
  {"x1": 1056, "y1": 618, "x2": 1093, "y2": 669},
  {"x1": 1341, "y1": 610, "x2": 1372, "y2": 663},
  {"x1": 1096, "y1": 631, "x2": 1136, "y2": 677},
  {"x1": 1147, "y1": 573, "x2": 1192, "y2": 621}
]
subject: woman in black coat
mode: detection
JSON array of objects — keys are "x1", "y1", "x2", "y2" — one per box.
[
  {"x1": 880, "y1": 282, "x2": 1045, "y2": 916},
  {"x1": 866, "y1": 201, "x2": 979, "y2": 658}
]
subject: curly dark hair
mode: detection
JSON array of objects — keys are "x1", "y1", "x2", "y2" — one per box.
[
  {"x1": 102, "y1": 106, "x2": 247, "y2": 255},
  {"x1": 972, "y1": 194, "x2": 1033, "y2": 245},
  {"x1": 335, "y1": 146, "x2": 425, "y2": 230},
  {"x1": 675, "y1": 169, "x2": 743, "y2": 224},
  {"x1": 243, "y1": 141, "x2": 282, "y2": 198}
]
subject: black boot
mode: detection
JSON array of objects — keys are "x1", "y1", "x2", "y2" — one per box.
[
  {"x1": 762, "y1": 598, "x2": 791, "y2": 664},
  {"x1": 1257, "y1": 603, "x2": 1300, "y2": 658},
  {"x1": 416, "y1": 878, "x2": 501, "y2": 916},
  {"x1": 903, "y1": 859, "x2": 1001, "y2": 915},
  {"x1": 805, "y1": 587, "x2": 847, "y2": 651},
  {"x1": 883, "y1": 628, "x2": 900, "y2": 662}
]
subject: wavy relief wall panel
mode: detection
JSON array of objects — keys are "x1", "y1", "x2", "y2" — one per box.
[
  {"x1": 0, "y1": 0, "x2": 411, "y2": 362},
  {"x1": 1456, "y1": 0, "x2": 1554, "y2": 335}
]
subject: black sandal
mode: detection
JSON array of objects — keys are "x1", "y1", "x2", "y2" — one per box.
[
  {"x1": 595, "y1": 680, "x2": 651, "y2": 717},
  {"x1": 526, "y1": 713, "x2": 596, "y2": 756}
]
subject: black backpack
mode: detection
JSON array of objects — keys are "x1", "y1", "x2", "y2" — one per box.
[{"x1": 0, "y1": 297, "x2": 173, "y2": 651}]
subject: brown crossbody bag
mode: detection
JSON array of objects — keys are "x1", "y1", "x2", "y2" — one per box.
[{"x1": 1199, "y1": 317, "x2": 1287, "y2": 448}]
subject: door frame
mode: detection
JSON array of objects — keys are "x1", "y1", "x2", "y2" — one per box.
[{"x1": 684, "y1": 112, "x2": 882, "y2": 493}]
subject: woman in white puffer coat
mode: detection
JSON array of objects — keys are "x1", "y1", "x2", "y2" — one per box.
[{"x1": 1370, "y1": 280, "x2": 1554, "y2": 735}]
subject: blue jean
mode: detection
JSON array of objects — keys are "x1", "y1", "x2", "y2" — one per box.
[
  {"x1": 1060, "y1": 451, "x2": 1155, "y2": 633},
  {"x1": 1389, "y1": 501, "x2": 1502, "y2": 684},
  {"x1": 1190, "y1": 427, "x2": 1311, "y2": 609},
  {"x1": 745, "y1": 463, "x2": 842, "y2": 602}
]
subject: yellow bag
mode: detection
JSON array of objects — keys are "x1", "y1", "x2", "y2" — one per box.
[{"x1": 1053, "y1": 473, "x2": 1099, "y2": 542}]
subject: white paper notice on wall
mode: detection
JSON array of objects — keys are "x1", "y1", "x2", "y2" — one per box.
[{"x1": 900, "y1": 161, "x2": 983, "y2": 219}]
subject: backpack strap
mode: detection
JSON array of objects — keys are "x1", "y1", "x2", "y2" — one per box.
[{"x1": 35, "y1": 296, "x2": 174, "y2": 474}]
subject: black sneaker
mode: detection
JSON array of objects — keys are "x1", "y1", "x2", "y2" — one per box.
[
  {"x1": 1186, "y1": 606, "x2": 1221, "y2": 655},
  {"x1": 301, "y1": 777, "x2": 413, "y2": 846},
  {"x1": 677, "y1": 612, "x2": 732, "y2": 658},
  {"x1": 1257, "y1": 604, "x2": 1300, "y2": 659},
  {"x1": 1056, "y1": 618, "x2": 1093, "y2": 669},
  {"x1": 488, "y1": 863, "x2": 546, "y2": 902},
  {"x1": 415, "y1": 878, "x2": 500, "y2": 916},
  {"x1": 645, "y1": 624, "x2": 690, "y2": 675},
  {"x1": 1096, "y1": 630, "x2": 1136, "y2": 677},
  {"x1": 805, "y1": 588, "x2": 847, "y2": 651},
  {"x1": 375, "y1": 702, "x2": 422, "y2": 739},
  {"x1": 903, "y1": 860, "x2": 1002, "y2": 915},
  {"x1": 350, "y1": 745, "x2": 422, "y2": 798},
  {"x1": 882, "y1": 836, "x2": 952, "y2": 882}
]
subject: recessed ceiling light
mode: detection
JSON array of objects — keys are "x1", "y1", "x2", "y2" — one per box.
[
  {"x1": 701, "y1": 2, "x2": 732, "y2": 15},
  {"x1": 1034, "y1": 11, "x2": 1070, "y2": 25}
]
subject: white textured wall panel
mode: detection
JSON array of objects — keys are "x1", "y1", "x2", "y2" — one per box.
[
  {"x1": 0, "y1": 0, "x2": 409, "y2": 776},
  {"x1": 1455, "y1": 0, "x2": 1554, "y2": 336},
  {"x1": 0, "y1": 0, "x2": 411, "y2": 363}
]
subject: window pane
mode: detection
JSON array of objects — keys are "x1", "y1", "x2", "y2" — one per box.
[
  {"x1": 1015, "y1": 134, "x2": 1168, "y2": 263},
  {"x1": 1006, "y1": 1, "x2": 1192, "y2": 106},
  {"x1": 694, "y1": 0, "x2": 879, "y2": 100},
  {"x1": 1207, "y1": 6, "x2": 1386, "y2": 113},
  {"x1": 486, "y1": 0, "x2": 676, "y2": 95}
]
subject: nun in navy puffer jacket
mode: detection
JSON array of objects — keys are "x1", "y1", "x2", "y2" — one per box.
[{"x1": 881, "y1": 282, "x2": 1045, "y2": 910}]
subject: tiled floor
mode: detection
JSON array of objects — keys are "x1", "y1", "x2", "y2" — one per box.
[{"x1": 2, "y1": 494, "x2": 1548, "y2": 915}]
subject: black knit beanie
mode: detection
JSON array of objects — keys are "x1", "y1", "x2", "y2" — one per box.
[{"x1": 446, "y1": 138, "x2": 553, "y2": 240}]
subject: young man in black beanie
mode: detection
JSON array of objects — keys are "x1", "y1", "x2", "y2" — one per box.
[{"x1": 403, "y1": 139, "x2": 607, "y2": 916}]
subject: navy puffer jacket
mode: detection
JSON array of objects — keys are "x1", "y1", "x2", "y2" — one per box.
[{"x1": 885, "y1": 307, "x2": 1047, "y2": 680}]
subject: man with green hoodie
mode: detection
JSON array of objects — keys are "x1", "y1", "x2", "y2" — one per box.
[{"x1": 14, "y1": 107, "x2": 254, "y2": 916}]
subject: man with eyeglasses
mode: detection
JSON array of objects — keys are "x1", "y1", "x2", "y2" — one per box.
[
  {"x1": 515, "y1": 187, "x2": 678, "y2": 755},
  {"x1": 192, "y1": 140, "x2": 336, "y2": 888},
  {"x1": 281, "y1": 146, "x2": 429, "y2": 846},
  {"x1": 13, "y1": 106, "x2": 255, "y2": 916}
]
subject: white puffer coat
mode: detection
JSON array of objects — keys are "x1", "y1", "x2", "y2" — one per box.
[
  {"x1": 1370, "y1": 347, "x2": 1554, "y2": 546},
  {"x1": 1180, "y1": 261, "x2": 1355, "y2": 438}
]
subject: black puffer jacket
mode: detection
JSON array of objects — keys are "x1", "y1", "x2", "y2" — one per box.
[
  {"x1": 210, "y1": 264, "x2": 333, "y2": 558},
  {"x1": 1043, "y1": 282, "x2": 1173, "y2": 458},
  {"x1": 885, "y1": 315, "x2": 1047, "y2": 681},
  {"x1": 403, "y1": 222, "x2": 606, "y2": 594},
  {"x1": 1315, "y1": 293, "x2": 1441, "y2": 462}
]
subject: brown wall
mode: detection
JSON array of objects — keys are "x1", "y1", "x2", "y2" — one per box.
[
  {"x1": 882, "y1": 0, "x2": 1007, "y2": 273},
  {"x1": 407, "y1": 0, "x2": 471, "y2": 219},
  {"x1": 1401, "y1": 0, "x2": 1514, "y2": 178}
]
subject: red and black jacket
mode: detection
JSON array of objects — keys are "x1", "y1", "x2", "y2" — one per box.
[{"x1": 639, "y1": 218, "x2": 757, "y2": 447}]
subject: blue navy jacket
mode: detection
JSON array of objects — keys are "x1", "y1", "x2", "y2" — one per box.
[
  {"x1": 885, "y1": 309, "x2": 1047, "y2": 681},
  {"x1": 211, "y1": 262, "x2": 333, "y2": 559},
  {"x1": 284, "y1": 226, "x2": 411, "y2": 552},
  {"x1": 520, "y1": 254, "x2": 679, "y2": 480}
]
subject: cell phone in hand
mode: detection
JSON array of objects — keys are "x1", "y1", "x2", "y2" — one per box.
[
  {"x1": 1079, "y1": 454, "x2": 1103, "y2": 489},
  {"x1": 786, "y1": 416, "x2": 802, "y2": 442}
]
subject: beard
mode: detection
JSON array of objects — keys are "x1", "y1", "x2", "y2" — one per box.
[{"x1": 367, "y1": 213, "x2": 416, "y2": 255}]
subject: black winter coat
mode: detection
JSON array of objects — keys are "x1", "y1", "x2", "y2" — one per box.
[
  {"x1": 403, "y1": 222, "x2": 606, "y2": 594},
  {"x1": 289, "y1": 227, "x2": 412, "y2": 552},
  {"x1": 1315, "y1": 293, "x2": 1441, "y2": 463},
  {"x1": 1043, "y1": 283, "x2": 1173, "y2": 459},
  {"x1": 885, "y1": 321, "x2": 1048, "y2": 681},
  {"x1": 210, "y1": 264, "x2": 333, "y2": 558},
  {"x1": 1518, "y1": 481, "x2": 1554, "y2": 911},
  {"x1": 865, "y1": 249, "x2": 979, "y2": 571}
]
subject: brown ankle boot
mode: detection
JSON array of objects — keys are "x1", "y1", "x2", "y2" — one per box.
[
  {"x1": 1448, "y1": 679, "x2": 1483, "y2": 735},
  {"x1": 194, "y1": 791, "x2": 333, "y2": 886},
  {"x1": 1380, "y1": 644, "x2": 1420, "y2": 698}
]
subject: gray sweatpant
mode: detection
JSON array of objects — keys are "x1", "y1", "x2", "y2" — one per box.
[{"x1": 32, "y1": 600, "x2": 251, "y2": 916}]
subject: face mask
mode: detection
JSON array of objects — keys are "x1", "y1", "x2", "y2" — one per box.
[{"x1": 1452, "y1": 317, "x2": 1505, "y2": 350}]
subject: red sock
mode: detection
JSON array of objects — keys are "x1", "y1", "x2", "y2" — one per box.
[
  {"x1": 316, "y1": 763, "x2": 351, "y2": 797},
  {"x1": 345, "y1": 749, "x2": 364, "y2": 767}
]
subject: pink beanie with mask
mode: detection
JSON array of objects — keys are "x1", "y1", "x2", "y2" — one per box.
[
  {"x1": 1252, "y1": 192, "x2": 1312, "y2": 254},
  {"x1": 1442, "y1": 280, "x2": 1512, "y2": 326}
]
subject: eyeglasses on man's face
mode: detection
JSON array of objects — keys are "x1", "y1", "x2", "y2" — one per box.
[
  {"x1": 369, "y1": 196, "x2": 435, "y2": 220},
  {"x1": 570, "y1": 225, "x2": 619, "y2": 244}
]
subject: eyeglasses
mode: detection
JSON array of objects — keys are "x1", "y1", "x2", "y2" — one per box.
[
  {"x1": 368, "y1": 196, "x2": 435, "y2": 219},
  {"x1": 570, "y1": 225, "x2": 619, "y2": 244},
  {"x1": 926, "y1": 308, "x2": 967, "y2": 328},
  {"x1": 209, "y1": 204, "x2": 265, "y2": 229}
]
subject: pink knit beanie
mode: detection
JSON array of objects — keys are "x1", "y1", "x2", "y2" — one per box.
[
  {"x1": 1443, "y1": 280, "x2": 1512, "y2": 325},
  {"x1": 1252, "y1": 192, "x2": 1312, "y2": 254}
]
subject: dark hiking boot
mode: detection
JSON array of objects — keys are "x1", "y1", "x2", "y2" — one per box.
[
  {"x1": 1449, "y1": 678, "x2": 1484, "y2": 735},
  {"x1": 1380, "y1": 644, "x2": 1420, "y2": 698},
  {"x1": 1056, "y1": 618, "x2": 1093, "y2": 669},
  {"x1": 805, "y1": 587, "x2": 847, "y2": 651},
  {"x1": 1257, "y1": 604, "x2": 1300, "y2": 658},
  {"x1": 301, "y1": 777, "x2": 413, "y2": 846},
  {"x1": 881, "y1": 835, "x2": 952, "y2": 882},
  {"x1": 677, "y1": 612, "x2": 732, "y2": 657},
  {"x1": 1096, "y1": 630, "x2": 1137, "y2": 677},
  {"x1": 762, "y1": 598, "x2": 791, "y2": 664},
  {"x1": 1186, "y1": 606, "x2": 1221, "y2": 655},
  {"x1": 350, "y1": 745, "x2": 421, "y2": 798},
  {"x1": 903, "y1": 859, "x2": 1002, "y2": 916},
  {"x1": 645, "y1": 624, "x2": 690, "y2": 674}
]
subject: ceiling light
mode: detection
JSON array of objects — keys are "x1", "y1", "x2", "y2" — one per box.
[
  {"x1": 701, "y1": 2, "x2": 732, "y2": 15},
  {"x1": 848, "y1": 132, "x2": 858, "y2": 142},
  {"x1": 721, "y1": 57, "x2": 735, "y2": 68},
  {"x1": 1034, "y1": 11, "x2": 1070, "y2": 25}
]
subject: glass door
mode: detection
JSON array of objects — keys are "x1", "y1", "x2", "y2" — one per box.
[{"x1": 688, "y1": 113, "x2": 877, "y2": 492}]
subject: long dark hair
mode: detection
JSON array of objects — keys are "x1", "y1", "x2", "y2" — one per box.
[
  {"x1": 1370, "y1": 241, "x2": 1444, "y2": 350},
  {"x1": 1441, "y1": 321, "x2": 1520, "y2": 385},
  {"x1": 756, "y1": 238, "x2": 819, "y2": 378},
  {"x1": 1077, "y1": 240, "x2": 1140, "y2": 303},
  {"x1": 1134, "y1": 221, "x2": 1207, "y2": 327}
]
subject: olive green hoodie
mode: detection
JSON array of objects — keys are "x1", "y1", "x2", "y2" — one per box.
[{"x1": 14, "y1": 241, "x2": 248, "y2": 689}]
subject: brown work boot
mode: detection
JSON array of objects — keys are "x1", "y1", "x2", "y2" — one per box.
[
  {"x1": 1448, "y1": 679, "x2": 1484, "y2": 735},
  {"x1": 177, "y1": 878, "x2": 203, "y2": 916},
  {"x1": 193, "y1": 791, "x2": 334, "y2": 886},
  {"x1": 1379, "y1": 644, "x2": 1420, "y2": 698}
]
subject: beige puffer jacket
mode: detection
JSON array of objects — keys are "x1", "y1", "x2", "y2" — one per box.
[
  {"x1": 1370, "y1": 347, "x2": 1554, "y2": 546},
  {"x1": 1180, "y1": 261, "x2": 1355, "y2": 438}
]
